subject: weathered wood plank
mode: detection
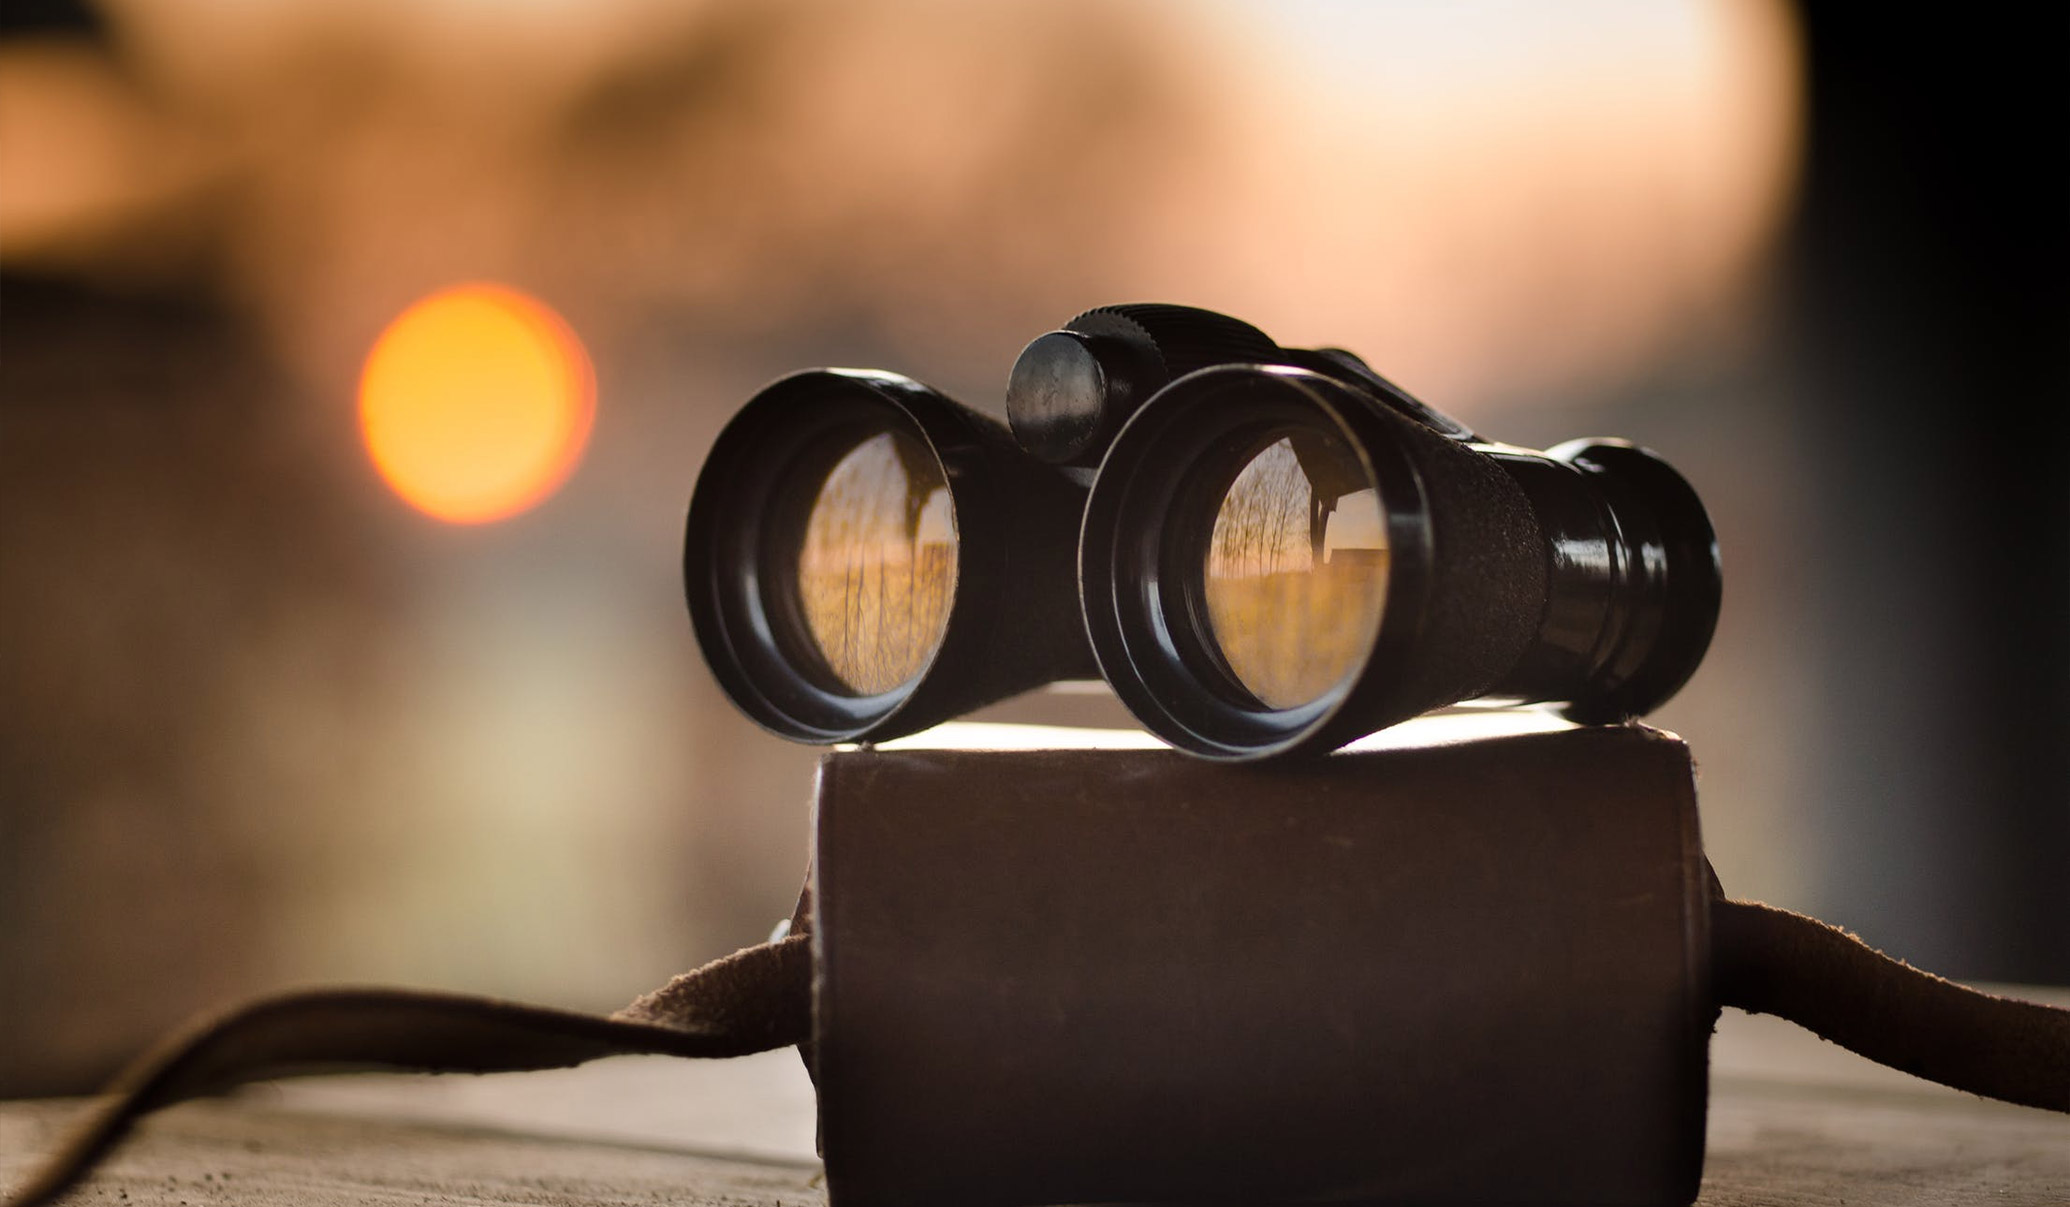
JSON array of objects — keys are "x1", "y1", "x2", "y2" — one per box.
[
  {"x1": 7, "y1": 1003, "x2": 2066, "y2": 1205},
  {"x1": 1703, "y1": 1077, "x2": 2070, "y2": 1205},
  {"x1": 0, "y1": 1099, "x2": 820, "y2": 1207}
]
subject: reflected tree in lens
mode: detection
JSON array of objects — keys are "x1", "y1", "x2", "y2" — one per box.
[
  {"x1": 795, "y1": 431, "x2": 956, "y2": 694},
  {"x1": 1203, "y1": 434, "x2": 1387, "y2": 708}
]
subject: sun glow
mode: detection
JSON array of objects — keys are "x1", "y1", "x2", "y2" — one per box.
[{"x1": 358, "y1": 284, "x2": 595, "y2": 524}]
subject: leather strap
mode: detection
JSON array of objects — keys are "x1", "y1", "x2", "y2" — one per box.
[
  {"x1": 9, "y1": 901, "x2": 2069, "y2": 1206},
  {"x1": 5, "y1": 935, "x2": 811, "y2": 1207},
  {"x1": 1712, "y1": 899, "x2": 2070, "y2": 1112}
]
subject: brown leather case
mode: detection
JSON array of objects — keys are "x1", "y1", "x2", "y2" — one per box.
[{"x1": 810, "y1": 724, "x2": 1713, "y2": 1207}]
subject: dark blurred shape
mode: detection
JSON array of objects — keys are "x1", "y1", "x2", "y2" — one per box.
[
  {"x1": 0, "y1": 0, "x2": 101, "y2": 38},
  {"x1": 1786, "y1": 5, "x2": 2069, "y2": 980},
  {"x1": 0, "y1": 273, "x2": 388, "y2": 1096}
]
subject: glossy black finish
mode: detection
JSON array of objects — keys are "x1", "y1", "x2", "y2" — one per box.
[
  {"x1": 1488, "y1": 441, "x2": 1722, "y2": 722},
  {"x1": 691, "y1": 304, "x2": 1721, "y2": 758},
  {"x1": 1006, "y1": 303, "x2": 1279, "y2": 471},
  {"x1": 683, "y1": 369, "x2": 1095, "y2": 744},
  {"x1": 1081, "y1": 366, "x2": 1550, "y2": 759},
  {"x1": 1003, "y1": 331, "x2": 1114, "y2": 465},
  {"x1": 1279, "y1": 346, "x2": 1481, "y2": 442},
  {"x1": 1079, "y1": 355, "x2": 1721, "y2": 758}
]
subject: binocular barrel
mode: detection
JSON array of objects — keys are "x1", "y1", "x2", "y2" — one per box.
[
  {"x1": 1079, "y1": 365, "x2": 1719, "y2": 757},
  {"x1": 683, "y1": 306, "x2": 1720, "y2": 758},
  {"x1": 684, "y1": 369, "x2": 1095, "y2": 744}
]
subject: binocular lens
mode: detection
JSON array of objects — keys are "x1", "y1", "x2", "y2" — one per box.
[
  {"x1": 1199, "y1": 430, "x2": 1388, "y2": 710},
  {"x1": 687, "y1": 307, "x2": 1720, "y2": 757},
  {"x1": 1082, "y1": 362, "x2": 1720, "y2": 759},
  {"x1": 789, "y1": 429, "x2": 957, "y2": 696},
  {"x1": 687, "y1": 369, "x2": 1096, "y2": 744}
]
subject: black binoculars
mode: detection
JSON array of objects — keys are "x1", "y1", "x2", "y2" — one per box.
[{"x1": 684, "y1": 304, "x2": 1720, "y2": 759}]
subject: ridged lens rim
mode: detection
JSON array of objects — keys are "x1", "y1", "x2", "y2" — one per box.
[{"x1": 685, "y1": 370, "x2": 960, "y2": 742}]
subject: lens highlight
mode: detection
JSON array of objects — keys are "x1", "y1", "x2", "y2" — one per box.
[
  {"x1": 794, "y1": 430, "x2": 957, "y2": 695},
  {"x1": 1201, "y1": 432, "x2": 1387, "y2": 708}
]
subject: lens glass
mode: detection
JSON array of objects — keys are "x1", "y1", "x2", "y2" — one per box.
[
  {"x1": 793, "y1": 430, "x2": 957, "y2": 695},
  {"x1": 1201, "y1": 430, "x2": 1387, "y2": 708}
]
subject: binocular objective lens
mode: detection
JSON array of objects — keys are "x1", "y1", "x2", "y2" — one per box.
[
  {"x1": 1200, "y1": 431, "x2": 1389, "y2": 709},
  {"x1": 792, "y1": 430, "x2": 958, "y2": 696}
]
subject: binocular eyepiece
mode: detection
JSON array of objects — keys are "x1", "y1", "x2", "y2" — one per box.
[{"x1": 684, "y1": 304, "x2": 1720, "y2": 759}]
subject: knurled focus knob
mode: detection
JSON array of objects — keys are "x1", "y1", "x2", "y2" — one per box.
[{"x1": 1006, "y1": 304, "x2": 1280, "y2": 467}]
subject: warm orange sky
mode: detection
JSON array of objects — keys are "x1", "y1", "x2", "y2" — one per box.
[{"x1": 1, "y1": 0, "x2": 1799, "y2": 412}]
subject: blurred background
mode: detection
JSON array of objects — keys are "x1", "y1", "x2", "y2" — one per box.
[{"x1": 1, "y1": 0, "x2": 2062, "y2": 1096}]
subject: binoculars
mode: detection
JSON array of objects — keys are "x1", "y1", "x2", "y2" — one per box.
[{"x1": 684, "y1": 304, "x2": 1720, "y2": 759}]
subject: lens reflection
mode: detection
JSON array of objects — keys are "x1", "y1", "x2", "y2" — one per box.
[
  {"x1": 795, "y1": 430, "x2": 957, "y2": 695},
  {"x1": 1202, "y1": 432, "x2": 1387, "y2": 708}
]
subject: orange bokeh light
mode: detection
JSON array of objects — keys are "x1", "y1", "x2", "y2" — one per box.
[{"x1": 358, "y1": 283, "x2": 595, "y2": 524}]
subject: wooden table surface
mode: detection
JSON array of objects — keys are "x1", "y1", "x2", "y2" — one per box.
[{"x1": 5, "y1": 1001, "x2": 2066, "y2": 1206}]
